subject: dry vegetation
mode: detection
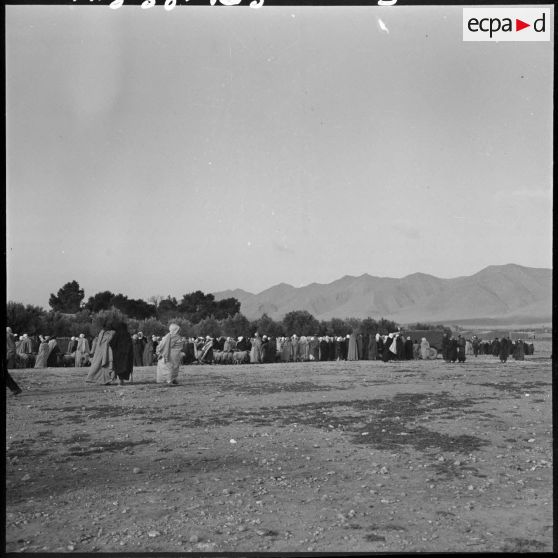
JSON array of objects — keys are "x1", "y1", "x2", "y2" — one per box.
[{"x1": 5, "y1": 340, "x2": 552, "y2": 553}]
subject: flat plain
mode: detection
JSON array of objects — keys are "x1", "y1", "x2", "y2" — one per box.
[{"x1": 5, "y1": 340, "x2": 553, "y2": 553}]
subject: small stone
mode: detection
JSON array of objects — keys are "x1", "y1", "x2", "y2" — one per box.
[
  {"x1": 133, "y1": 468, "x2": 141, "y2": 474},
  {"x1": 237, "y1": 526, "x2": 247, "y2": 532},
  {"x1": 67, "y1": 545, "x2": 75, "y2": 551},
  {"x1": 148, "y1": 531, "x2": 160, "y2": 538},
  {"x1": 21, "y1": 474, "x2": 31, "y2": 482},
  {"x1": 189, "y1": 535, "x2": 200, "y2": 543},
  {"x1": 230, "y1": 439, "x2": 237, "y2": 444}
]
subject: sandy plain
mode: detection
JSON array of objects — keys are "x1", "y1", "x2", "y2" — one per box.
[{"x1": 5, "y1": 340, "x2": 553, "y2": 553}]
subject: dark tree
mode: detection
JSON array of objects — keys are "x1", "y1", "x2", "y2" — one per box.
[
  {"x1": 282, "y1": 310, "x2": 320, "y2": 336},
  {"x1": 221, "y1": 312, "x2": 250, "y2": 338},
  {"x1": 251, "y1": 313, "x2": 284, "y2": 338},
  {"x1": 213, "y1": 297, "x2": 241, "y2": 320},
  {"x1": 6, "y1": 301, "x2": 46, "y2": 335},
  {"x1": 111, "y1": 294, "x2": 157, "y2": 320},
  {"x1": 85, "y1": 291, "x2": 116, "y2": 313},
  {"x1": 49, "y1": 280, "x2": 85, "y2": 313},
  {"x1": 178, "y1": 291, "x2": 240, "y2": 324}
]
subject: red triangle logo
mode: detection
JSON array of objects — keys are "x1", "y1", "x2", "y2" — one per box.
[{"x1": 516, "y1": 19, "x2": 530, "y2": 32}]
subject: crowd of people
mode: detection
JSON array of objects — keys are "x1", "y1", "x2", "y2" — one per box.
[{"x1": 5, "y1": 324, "x2": 536, "y2": 395}]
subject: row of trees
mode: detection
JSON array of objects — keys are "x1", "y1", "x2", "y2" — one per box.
[
  {"x1": 10, "y1": 280, "x2": 449, "y2": 340},
  {"x1": 48, "y1": 281, "x2": 240, "y2": 323},
  {"x1": 7, "y1": 300, "x2": 402, "y2": 341}
]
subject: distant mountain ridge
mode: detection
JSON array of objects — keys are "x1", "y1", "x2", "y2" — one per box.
[{"x1": 213, "y1": 264, "x2": 552, "y2": 326}]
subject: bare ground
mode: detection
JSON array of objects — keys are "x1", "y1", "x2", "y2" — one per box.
[{"x1": 5, "y1": 342, "x2": 553, "y2": 553}]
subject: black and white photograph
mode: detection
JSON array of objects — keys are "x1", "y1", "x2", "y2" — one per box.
[{"x1": 5, "y1": 1, "x2": 553, "y2": 553}]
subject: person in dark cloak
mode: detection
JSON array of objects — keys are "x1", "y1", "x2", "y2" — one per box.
[
  {"x1": 377, "y1": 336, "x2": 384, "y2": 360},
  {"x1": 109, "y1": 321, "x2": 134, "y2": 385},
  {"x1": 441, "y1": 334, "x2": 450, "y2": 362},
  {"x1": 356, "y1": 334, "x2": 363, "y2": 360},
  {"x1": 319, "y1": 337, "x2": 329, "y2": 361},
  {"x1": 326, "y1": 337, "x2": 334, "y2": 361},
  {"x1": 382, "y1": 334, "x2": 393, "y2": 362},
  {"x1": 457, "y1": 335, "x2": 466, "y2": 363},
  {"x1": 492, "y1": 338, "x2": 501, "y2": 358},
  {"x1": 261, "y1": 335, "x2": 276, "y2": 363},
  {"x1": 46, "y1": 337, "x2": 60, "y2": 367},
  {"x1": 448, "y1": 338, "x2": 458, "y2": 363},
  {"x1": 309, "y1": 336, "x2": 319, "y2": 361},
  {"x1": 404, "y1": 337, "x2": 414, "y2": 360},
  {"x1": 339, "y1": 336, "x2": 347, "y2": 360},
  {"x1": 132, "y1": 335, "x2": 143, "y2": 367},
  {"x1": 396, "y1": 334, "x2": 405, "y2": 361},
  {"x1": 67, "y1": 337, "x2": 78, "y2": 354},
  {"x1": 499, "y1": 337, "x2": 510, "y2": 363},
  {"x1": 6, "y1": 327, "x2": 22, "y2": 395}
]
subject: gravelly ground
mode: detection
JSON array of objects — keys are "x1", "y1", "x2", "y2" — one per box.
[{"x1": 5, "y1": 341, "x2": 552, "y2": 553}]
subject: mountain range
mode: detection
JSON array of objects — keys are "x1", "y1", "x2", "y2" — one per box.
[{"x1": 213, "y1": 264, "x2": 552, "y2": 326}]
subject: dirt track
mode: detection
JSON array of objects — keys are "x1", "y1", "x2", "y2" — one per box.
[{"x1": 5, "y1": 343, "x2": 553, "y2": 553}]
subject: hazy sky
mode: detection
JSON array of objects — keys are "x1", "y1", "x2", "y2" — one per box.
[{"x1": 6, "y1": 4, "x2": 553, "y2": 308}]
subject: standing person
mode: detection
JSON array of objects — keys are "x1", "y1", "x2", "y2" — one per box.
[
  {"x1": 413, "y1": 339, "x2": 420, "y2": 360},
  {"x1": 67, "y1": 336, "x2": 78, "y2": 354},
  {"x1": 143, "y1": 335, "x2": 154, "y2": 366},
  {"x1": 441, "y1": 333, "x2": 450, "y2": 362},
  {"x1": 472, "y1": 336, "x2": 480, "y2": 357},
  {"x1": 87, "y1": 321, "x2": 116, "y2": 385},
  {"x1": 347, "y1": 332, "x2": 358, "y2": 361},
  {"x1": 250, "y1": 333, "x2": 263, "y2": 364},
  {"x1": 319, "y1": 337, "x2": 329, "y2": 361},
  {"x1": 17, "y1": 334, "x2": 34, "y2": 368},
  {"x1": 382, "y1": 334, "x2": 394, "y2": 362},
  {"x1": 75, "y1": 334, "x2": 91, "y2": 367},
  {"x1": 395, "y1": 334, "x2": 405, "y2": 361},
  {"x1": 290, "y1": 334, "x2": 300, "y2": 362},
  {"x1": 420, "y1": 337, "x2": 430, "y2": 360},
  {"x1": 6, "y1": 327, "x2": 17, "y2": 370},
  {"x1": 34, "y1": 336, "x2": 50, "y2": 368},
  {"x1": 404, "y1": 336, "x2": 414, "y2": 360},
  {"x1": 156, "y1": 323, "x2": 183, "y2": 384},
  {"x1": 513, "y1": 339, "x2": 525, "y2": 360},
  {"x1": 46, "y1": 337, "x2": 60, "y2": 367},
  {"x1": 457, "y1": 335, "x2": 466, "y2": 363},
  {"x1": 109, "y1": 321, "x2": 134, "y2": 385},
  {"x1": 369, "y1": 333, "x2": 379, "y2": 360},
  {"x1": 448, "y1": 338, "x2": 458, "y2": 363},
  {"x1": 5, "y1": 327, "x2": 22, "y2": 395},
  {"x1": 499, "y1": 337, "x2": 510, "y2": 363},
  {"x1": 132, "y1": 334, "x2": 143, "y2": 367},
  {"x1": 492, "y1": 338, "x2": 501, "y2": 358},
  {"x1": 299, "y1": 336, "x2": 310, "y2": 362},
  {"x1": 308, "y1": 336, "x2": 319, "y2": 361},
  {"x1": 281, "y1": 336, "x2": 292, "y2": 362}
]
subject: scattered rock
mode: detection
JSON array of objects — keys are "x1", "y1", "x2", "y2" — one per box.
[
  {"x1": 189, "y1": 535, "x2": 200, "y2": 543},
  {"x1": 148, "y1": 531, "x2": 160, "y2": 538},
  {"x1": 132, "y1": 468, "x2": 142, "y2": 474}
]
